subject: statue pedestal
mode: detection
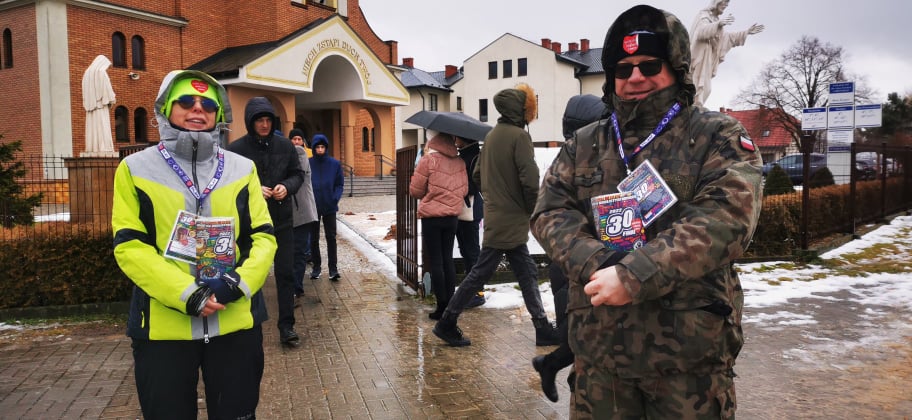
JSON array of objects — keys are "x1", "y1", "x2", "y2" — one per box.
[{"x1": 63, "y1": 157, "x2": 119, "y2": 225}]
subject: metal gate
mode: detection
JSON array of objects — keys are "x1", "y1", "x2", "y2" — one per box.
[{"x1": 395, "y1": 145, "x2": 420, "y2": 293}]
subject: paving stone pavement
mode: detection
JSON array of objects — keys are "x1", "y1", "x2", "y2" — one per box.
[{"x1": 1, "y1": 195, "x2": 910, "y2": 419}]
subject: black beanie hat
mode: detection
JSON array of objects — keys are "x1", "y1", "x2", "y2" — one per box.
[{"x1": 288, "y1": 128, "x2": 305, "y2": 140}]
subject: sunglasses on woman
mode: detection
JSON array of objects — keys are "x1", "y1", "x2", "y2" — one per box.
[
  {"x1": 614, "y1": 59, "x2": 664, "y2": 79},
  {"x1": 173, "y1": 95, "x2": 220, "y2": 113}
]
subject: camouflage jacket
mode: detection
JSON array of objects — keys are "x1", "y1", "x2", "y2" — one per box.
[{"x1": 531, "y1": 88, "x2": 762, "y2": 377}]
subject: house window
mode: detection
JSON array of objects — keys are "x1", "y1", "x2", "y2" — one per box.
[
  {"x1": 133, "y1": 108, "x2": 148, "y2": 142},
  {"x1": 518, "y1": 58, "x2": 528, "y2": 76},
  {"x1": 456, "y1": 96, "x2": 462, "y2": 111},
  {"x1": 131, "y1": 35, "x2": 145, "y2": 70},
  {"x1": 761, "y1": 129, "x2": 771, "y2": 137},
  {"x1": 2, "y1": 28, "x2": 12, "y2": 68},
  {"x1": 115, "y1": 106, "x2": 129, "y2": 142},
  {"x1": 488, "y1": 61, "x2": 497, "y2": 79},
  {"x1": 362, "y1": 127, "x2": 370, "y2": 152},
  {"x1": 479, "y1": 99, "x2": 488, "y2": 122},
  {"x1": 428, "y1": 93, "x2": 438, "y2": 111},
  {"x1": 503, "y1": 59, "x2": 512, "y2": 78},
  {"x1": 112, "y1": 32, "x2": 126, "y2": 68}
]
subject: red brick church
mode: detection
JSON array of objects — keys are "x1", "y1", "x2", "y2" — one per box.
[{"x1": 0, "y1": 0, "x2": 408, "y2": 177}]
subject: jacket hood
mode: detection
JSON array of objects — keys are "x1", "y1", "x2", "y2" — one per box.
[
  {"x1": 562, "y1": 94, "x2": 605, "y2": 139},
  {"x1": 494, "y1": 83, "x2": 538, "y2": 127},
  {"x1": 153, "y1": 70, "x2": 232, "y2": 159},
  {"x1": 243, "y1": 97, "x2": 279, "y2": 140},
  {"x1": 601, "y1": 4, "x2": 695, "y2": 112},
  {"x1": 311, "y1": 134, "x2": 329, "y2": 149},
  {"x1": 426, "y1": 134, "x2": 458, "y2": 157}
]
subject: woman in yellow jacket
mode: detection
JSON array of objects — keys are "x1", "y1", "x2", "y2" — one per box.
[{"x1": 112, "y1": 70, "x2": 276, "y2": 419}]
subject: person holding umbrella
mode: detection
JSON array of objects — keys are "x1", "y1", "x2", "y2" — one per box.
[{"x1": 409, "y1": 131, "x2": 468, "y2": 319}]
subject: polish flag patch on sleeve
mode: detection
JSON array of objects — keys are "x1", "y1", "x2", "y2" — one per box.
[{"x1": 739, "y1": 135, "x2": 755, "y2": 152}]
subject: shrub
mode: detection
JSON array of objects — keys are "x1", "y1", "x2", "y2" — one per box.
[
  {"x1": 0, "y1": 226, "x2": 132, "y2": 309},
  {"x1": 0, "y1": 137, "x2": 43, "y2": 228},
  {"x1": 807, "y1": 167, "x2": 835, "y2": 188},
  {"x1": 763, "y1": 164, "x2": 794, "y2": 196}
]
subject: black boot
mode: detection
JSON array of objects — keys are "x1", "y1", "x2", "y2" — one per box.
[
  {"x1": 532, "y1": 354, "x2": 560, "y2": 402},
  {"x1": 533, "y1": 317, "x2": 560, "y2": 346},
  {"x1": 433, "y1": 311, "x2": 470, "y2": 346}
]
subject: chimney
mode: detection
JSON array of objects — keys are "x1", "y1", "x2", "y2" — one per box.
[
  {"x1": 568, "y1": 42, "x2": 579, "y2": 52},
  {"x1": 445, "y1": 65, "x2": 458, "y2": 78},
  {"x1": 551, "y1": 42, "x2": 562, "y2": 54},
  {"x1": 541, "y1": 38, "x2": 552, "y2": 50},
  {"x1": 403, "y1": 57, "x2": 414, "y2": 68},
  {"x1": 581, "y1": 38, "x2": 590, "y2": 53}
]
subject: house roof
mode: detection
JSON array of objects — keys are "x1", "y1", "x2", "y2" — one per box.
[
  {"x1": 561, "y1": 48, "x2": 604, "y2": 75},
  {"x1": 189, "y1": 18, "x2": 328, "y2": 78},
  {"x1": 400, "y1": 67, "x2": 452, "y2": 91},
  {"x1": 721, "y1": 108, "x2": 795, "y2": 148}
]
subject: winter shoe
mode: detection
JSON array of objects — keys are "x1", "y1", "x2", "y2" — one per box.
[
  {"x1": 433, "y1": 312, "x2": 470, "y2": 346},
  {"x1": 433, "y1": 323, "x2": 471, "y2": 347},
  {"x1": 280, "y1": 328, "x2": 300, "y2": 347},
  {"x1": 533, "y1": 318, "x2": 560, "y2": 346},
  {"x1": 465, "y1": 293, "x2": 486, "y2": 308},
  {"x1": 532, "y1": 355, "x2": 560, "y2": 402}
]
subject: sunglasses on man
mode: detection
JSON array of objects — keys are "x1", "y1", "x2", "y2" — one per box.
[
  {"x1": 614, "y1": 59, "x2": 664, "y2": 79},
  {"x1": 173, "y1": 95, "x2": 220, "y2": 114}
]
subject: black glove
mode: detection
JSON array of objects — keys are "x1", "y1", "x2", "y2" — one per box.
[
  {"x1": 186, "y1": 286, "x2": 213, "y2": 317},
  {"x1": 202, "y1": 271, "x2": 244, "y2": 304}
]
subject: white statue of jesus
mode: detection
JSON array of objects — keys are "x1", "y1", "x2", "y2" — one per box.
[{"x1": 689, "y1": 0, "x2": 763, "y2": 107}]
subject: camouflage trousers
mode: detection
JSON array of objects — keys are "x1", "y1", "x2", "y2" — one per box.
[{"x1": 570, "y1": 359, "x2": 736, "y2": 419}]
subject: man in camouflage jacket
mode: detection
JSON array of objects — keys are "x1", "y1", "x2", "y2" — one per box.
[{"x1": 530, "y1": 5, "x2": 762, "y2": 418}]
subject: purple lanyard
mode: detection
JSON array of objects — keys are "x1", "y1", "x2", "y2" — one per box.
[
  {"x1": 610, "y1": 102, "x2": 681, "y2": 174},
  {"x1": 158, "y1": 142, "x2": 225, "y2": 211}
]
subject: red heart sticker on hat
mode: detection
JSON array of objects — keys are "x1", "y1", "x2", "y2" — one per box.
[
  {"x1": 190, "y1": 79, "x2": 209, "y2": 94},
  {"x1": 622, "y1": 34, "x2": 639, "y2": 55}
]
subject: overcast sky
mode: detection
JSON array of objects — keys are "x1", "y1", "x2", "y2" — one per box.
[{"x1": 360, "y1": 0, "x2": 912, "y2": 111}]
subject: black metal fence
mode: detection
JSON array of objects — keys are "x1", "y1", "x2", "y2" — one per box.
[
  {"x1": 2, "y1": 155, "x2": 117, "y2": 241},
  {"x1": 746, "y1": 143, "x2": 912, "y2": 260}
]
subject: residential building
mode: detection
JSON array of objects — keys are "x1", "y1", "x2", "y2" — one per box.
[
  {"x1": 720, "y1": 106, "x2": 799, "y2": 163},
  {"x1": 400, "y1": 33, "x2": 605, "y2": 147}
]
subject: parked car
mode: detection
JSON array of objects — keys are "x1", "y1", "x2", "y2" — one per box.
[
  {"x1": 762, "y1": 153, "x2": 827, "y2": 185},
  {"x1": 854, "y1": 159, "x2": 877, "y2": 180}
]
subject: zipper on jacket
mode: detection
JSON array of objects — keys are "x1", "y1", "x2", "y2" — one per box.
[
  {"x1": 192, "y1": 140, "x2": 201, "y2": 213},
  {"x1": 203, "y1": 318, "x2": 210, "y2": 344}
]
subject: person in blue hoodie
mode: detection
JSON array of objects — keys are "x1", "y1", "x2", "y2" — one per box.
[{"x1": 308, "y1": 134, "x2": 344, "y2": 281}]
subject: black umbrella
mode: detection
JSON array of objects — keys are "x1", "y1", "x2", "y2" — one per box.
[{"x1": 405, "y1": 111, "x2": 492, "y2": 142}]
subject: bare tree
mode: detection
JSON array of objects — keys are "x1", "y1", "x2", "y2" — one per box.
[{"x1": 738, "y1": 36, "x2": 872, "y2": 151}]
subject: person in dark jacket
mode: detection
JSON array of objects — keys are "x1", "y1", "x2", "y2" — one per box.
[
  {"x1": 432, "y1": 83, "x2": 559, "y2": 348},
  {"x1": 227, "y1": 97, "x2": 305, "y2": 347},
  {"x1": 453, "y1": 136, "x2": 487, "y2": 308},
  {"x1": 532, "y1": 94, "x2": 604, "y2": 402},
  {"x1": 308, "y1": 133, "x2": 344, "y2": 281}
]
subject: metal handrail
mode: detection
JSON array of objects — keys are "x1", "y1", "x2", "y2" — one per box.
[
  {"x1": 340, "y1": 162, "x2": 355, "y2": 197},
  {"x1": 375, "y1": 154, "x2": 396, "y2": 180}
]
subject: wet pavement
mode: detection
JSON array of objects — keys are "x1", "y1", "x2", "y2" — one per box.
[{"x1": 1, "y1": 195, "x2": 911, "y2": 419}]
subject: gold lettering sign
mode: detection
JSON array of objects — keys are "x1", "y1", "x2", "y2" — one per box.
[{"x1": 301, "y1": 38, "x2": 372, "y2": 85}]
